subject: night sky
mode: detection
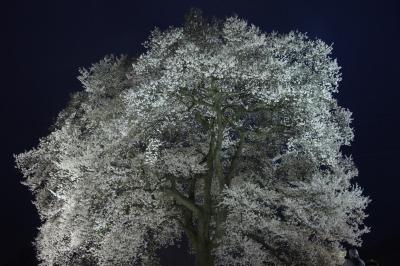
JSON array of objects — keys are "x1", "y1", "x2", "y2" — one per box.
[{"x1": 3, "y1": 0, "x2": 400, "y2": 265}]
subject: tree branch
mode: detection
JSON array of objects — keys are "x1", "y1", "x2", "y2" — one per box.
[
  {"x1": 245, "y1": 232, "x2": 289, "y2": 264},
  {"x1": 174, "y1": 216, "x2": 198, "y2": 248},
  {"x1": 225, "y1": 132, "x2": 245, "y2": 186},
  {"x1": 165, "y1": 187, "x2": 203, "y2": 218}
]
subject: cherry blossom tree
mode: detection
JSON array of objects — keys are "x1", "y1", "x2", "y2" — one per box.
[{"x1": 15, "y1": 10, "x2": 369, "y2": 266}]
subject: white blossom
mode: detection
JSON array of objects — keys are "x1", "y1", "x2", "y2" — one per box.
[{"x1": 15, "y1": 10, "x2": 369, "y2": 266}]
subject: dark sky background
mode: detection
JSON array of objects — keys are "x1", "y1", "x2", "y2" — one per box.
[{"x1": 2, "y1": 0, "x2": 399, "y2": 265}]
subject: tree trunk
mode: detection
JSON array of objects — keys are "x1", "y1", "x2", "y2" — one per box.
[{"x1": 195, "y1": 239, "x2": 214, "y2": 266}]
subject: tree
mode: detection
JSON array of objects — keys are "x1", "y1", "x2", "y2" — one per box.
[{"x1": 15, "y1": 10, "x2": 369, "y2": 266}]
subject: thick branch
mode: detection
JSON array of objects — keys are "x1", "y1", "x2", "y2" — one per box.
[
  {"x1": 182, "y1": 176, "x2": 197, "y2": 237},
  {"x1": 245, "y1": 232, "x2": 289, "y2": 264},
  {"x1": 165, "y1": 187, "x2": 203, "y2": 218},
  {"x1": 213, "y1": 91, "x2": 225, "y2": 191},
  {"x1": 165, "y1": 175, "x2": 202, "y2": 217},
  {"x1": 175, "y1": 217, "x2": 198, "y2": 248},
  {"x1": 204, "y1": 132, "x2": 215, "y2": 213},
  {"x1": 225, "y1": 132, "x2": 245, "y2": 186}
]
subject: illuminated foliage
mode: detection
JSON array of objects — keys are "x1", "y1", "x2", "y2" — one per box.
[{"x1": 16, "y1": 10, "x2": 369, "y2": 266}]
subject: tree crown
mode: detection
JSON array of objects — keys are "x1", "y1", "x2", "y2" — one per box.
[{"x1": 16, "y1": 11, "x2": 369, "y2": 266}]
